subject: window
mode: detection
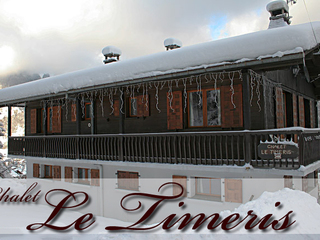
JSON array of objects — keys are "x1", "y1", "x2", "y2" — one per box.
[
  {"x1": 130, "y1": 97, "x2": 137, "y2": 116},
  {"x1": 47, "y1": 106, "x2": 61, "y2": 133},
  {"x1": 117, "y1": 171, "x2": 139, "y2": 190},
  {"x1": 129, "y1": 95, "x2": 149, "y2": 117},
  {"x1": 44, "y1": 165, "x2": 52, "y2": 178},
  {"x1": 188, "y1": 89, "x2": 221, "y2": 127},
  {"x1": 85, "y1": 103, "x2": 92, "y2": 120},
  {"x1": 78, "y1": 168, "x2": 90, "y2": 184},
  {"x1": 195, "y1": 177, "x2": 221, "y2": 197}
]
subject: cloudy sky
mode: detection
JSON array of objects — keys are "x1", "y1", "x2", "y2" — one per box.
[{"x1": 0, "y1": 0, "x2": 319, "y2": 77}]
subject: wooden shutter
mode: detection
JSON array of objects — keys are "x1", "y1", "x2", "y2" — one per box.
[
  {"x1": 52, "y1": 106, "x2": 62, "y2": 133},
  {"x1": 137, "y1": 95, "x2": 149, "y2": 117},
  {"x1": 33, "y1": 163, "x2": 39, "y2": 178},
  {"x1": 114, "y1": 100, "x2": 120, "y2": 117},
  {"x1": 65, "y1": 167, "x2": 73, "y2": 183},
  {"x1": 225, "y1": 179, "x2": 242, "y2": 203},
  {"x1": 298, "y1": 96, "x2": 305, "y2": 127},
  {"x1": 167, "y1": 91, "x2": 183, "y2": 130},
  {"x1": 30, "y1": 109, "x2": 37, "y2": 134},
  {"x1": 53, "y1": 166, "x2": 61, "y2": 180},
  {"x1": 71, "y1": 104, "x2": 76, "y2": 122},
  {"x1": 91, "y1": 169, "x2": 100, "y2": 186},
  {"x1": 172, "y1": 175, "x2": 187, "y2": 197},
  {"x1": 221, "y1": 84, "x2": 243, "y2": 128},
  {"x1": 275, "y1": 87, "x2": 284, "y2": 128}
]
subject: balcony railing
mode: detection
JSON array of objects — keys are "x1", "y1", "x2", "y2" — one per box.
[{"x1": 8, "y1": 128, "x2": 320, "y2": 169}]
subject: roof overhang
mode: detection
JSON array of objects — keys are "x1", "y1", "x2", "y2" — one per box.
[{"x1": 0, "y1": 52, "x2": 305, "y2": 108}]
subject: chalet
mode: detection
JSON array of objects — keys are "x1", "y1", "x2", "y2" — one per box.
[{"x1": 0, "y1": 1, "x2": 320, "y2": 221}]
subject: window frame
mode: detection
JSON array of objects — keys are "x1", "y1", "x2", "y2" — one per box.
[
  {"x1": 44, "y1": 165, "x2": 53, "y2": 178},
  {"x1": 84, "y1": 102, "x2": 92, "y2": 121},
  {"x1": 187, "y1": 88, "x2": 221, "y2": 128},
  {"x1": 195, "y1": 177, "x2": 221, "y2": 197},
  {"x1": 117, "y1": 171, "x2": 139, "y2": 191},
  {"x1": 77, "y1": 168, "x2": 90, "y2": 184}
]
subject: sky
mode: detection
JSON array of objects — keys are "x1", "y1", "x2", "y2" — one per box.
[{"x1": 0, "y1": 0, "x2": 319, "y2": 78}]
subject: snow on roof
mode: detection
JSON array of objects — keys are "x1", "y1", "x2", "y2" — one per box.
[
  {"x1": 0, "y1": 22, "x2": 320, "y2": 105},
  {"x1": 164, "y1": 37, "x2": 182, "y2": 48},
  {"x1": 102, "y1": 46, "x2": 122, "y2": 56},
  {"x1": 266, "y1": 0, "x2": 289, "y2": 13}
]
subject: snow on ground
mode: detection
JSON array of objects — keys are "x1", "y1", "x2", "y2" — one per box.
[{"x1": 0, "y1": 179, "x2": 319, "y2": 239}]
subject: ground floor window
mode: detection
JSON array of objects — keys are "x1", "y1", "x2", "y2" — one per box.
[
  {"x1": 117, "y1": 171, "x2": 139, "y2": 190},
  {"x1": 78, "y1": 168, "x2": 90, "y2": 184},
  {"x1": 195, "y1": 177, "x2": 221, "y2": 197},
  {"x1": 44, "y1": 165, "x2": 52, "y2": 178}
]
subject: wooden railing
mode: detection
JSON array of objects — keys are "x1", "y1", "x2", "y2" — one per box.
[{"x1": 8, "y1": 128, "x2": 320, "y2": 169}]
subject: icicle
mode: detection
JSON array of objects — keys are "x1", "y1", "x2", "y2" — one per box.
[
  {"x1": 119, "y1": 87, "x2": 125, "y2": 114},
  {"x1": 219, "y1": 72, "x2": 225, "y2": 83},
  {"x1": 145, "y1": 83, "x2": 149, "y2": 112},
  {"x1": 249, "y1": 70, "x2": 255, "y2": 107},
  {"x1": 256, "y1": 75, "x2": 262, "y2": 112},
  {"x1": 212, "y1": 73, "x2": 218, "y2": 104},
  {"x1": 196, "y1": 75, "x2": 202, "y2": 107},
  {"x1": 154, "y1": 82, "x2": 161, "y2": 113},
  {"x1": 238, "y1": 70, "x2": 243, "y2": 81},
  {"x1": 99, "y1": 89, "x2": 104, "y2": 117},
  {"x1": 228, "y1": 71, "x2": 236, "y2": 108},
  {"x1": 136, "y1": 83, "x2": 141, "y2": 93},
  {"x1": 126, "y1": 86, "x2": 130, "y2": 95},
  {"x1": 65, "y1": 98, "x2": 69, "y2": 121},
  {"x1": 80, "y1": 93, "x2": 85, "y2": 118},
  {"x1": 189, "y1": 76, "x2": 194, "y2": 85},
  {"x1": 130, "y1": 85, "x2": 136, "y2": 112},
  {"x1": 182, "y1": 78, "x2": 188, "y2": 113},
  {"x1": 160, "y1": 81, "x2": 166, "y2": 90},
  {"x1": 89, "y1": 92, "x2": 94, "y2": 120},
  {"x1": 109, "y1": 88, "x2": 114, "y2": 115},
  {"x1": 167, "y1": 80, "x2": 174, "y2": 112},
  {"x1": 175, "y1": 79, "x2": 179, "y2": 88}
]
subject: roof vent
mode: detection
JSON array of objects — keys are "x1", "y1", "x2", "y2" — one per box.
[
  {"x1": 267, "y1": 1, "x2": 291, "y2": 29},
  {"x1": 102, "y1": 46, "x2": 122, "y2": 64},
  {"x1": 164, "y1": 38, "x2": 182, "y2": 51}
]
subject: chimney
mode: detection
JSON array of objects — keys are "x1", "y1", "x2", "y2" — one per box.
[
  {"x1": 102, "y1": 46, "x2": 122, "y2": 64},
  {"x1": 267, "y1": 1, "x2": 291, "y2": 29},
  {"x1": 164, "y1": 38, "x2": 182, "y2": 51}
]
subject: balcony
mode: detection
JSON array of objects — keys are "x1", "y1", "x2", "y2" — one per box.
[{"x1": 8, "y1": 128, "x2": 320, "y2": 169}]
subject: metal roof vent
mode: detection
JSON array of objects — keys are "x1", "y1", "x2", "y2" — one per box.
[
  {"x1": 102, "y1": 46, "x2": 122, "y2": 64},
  {"x1": 267, "y1": 0, "x2": 292, "y2": 29},
  {"x1": 164, "y1": 38, "x2": 182, "y2": 51}
]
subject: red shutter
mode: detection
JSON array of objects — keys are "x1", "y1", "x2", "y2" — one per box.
[
  {"x1": 91, "y1": 169, "x2": 100, "y2": 186},
  {"x1": 275, "y1": 87, "x2": 284, "y2": 128},
  {"x1": 65, "y1": 167, "x2": 73, "y2": 183},
  {"x1": 172, "y1": 175, "x2": 187, "y2": 197},
  {"x1": 53, "y1": 166, "x2": 61, "y2": 180},
  {"x1": 52, "y1": 106, "x2": 62, "y2": 133},
  {"x1": 114, "y1": 100, "x2": 120, "y2": 117},
  {"x1": 71, "y1": 104, "x2": 76, "y2": 122},
  {"x1": 30, "y1": 109, "x2": 37, "y2": 134},
  {"x1": 167, "y1": 91, "x2": 183, "y2": 130},
  {"x1": 137, "y1": 95, "x2": 149, "y2": 117},
  {"x1": 33, "y1": 163, "x2": 39, "y2": 178},
  {"x1": 221, "y1": 84, "x2": 243, "y2": 128},
  {"x1": 225, "y1": 179, "x2": 242, "y2": 203},
  {"x1": 299, "y1": 96, "x2": 305, "y2": 127}
]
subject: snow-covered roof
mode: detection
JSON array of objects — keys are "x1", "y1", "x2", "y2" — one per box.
[{"x1": 0, "y1": 21, "x2": 320, "y2": 105}]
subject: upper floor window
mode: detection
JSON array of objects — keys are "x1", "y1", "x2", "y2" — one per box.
[
  {"x1": 47, "y1": 106, "x2": 61, "y2": 133},
  {"x1": 117, "y1": 171, "x2": 139, "y2": 191},
  {"x1": 84, "y1": 102, "x2": 92, "y2": 120},
  {"x1": 188, "y1": 89, "x2": 221, "y2": 127}
]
